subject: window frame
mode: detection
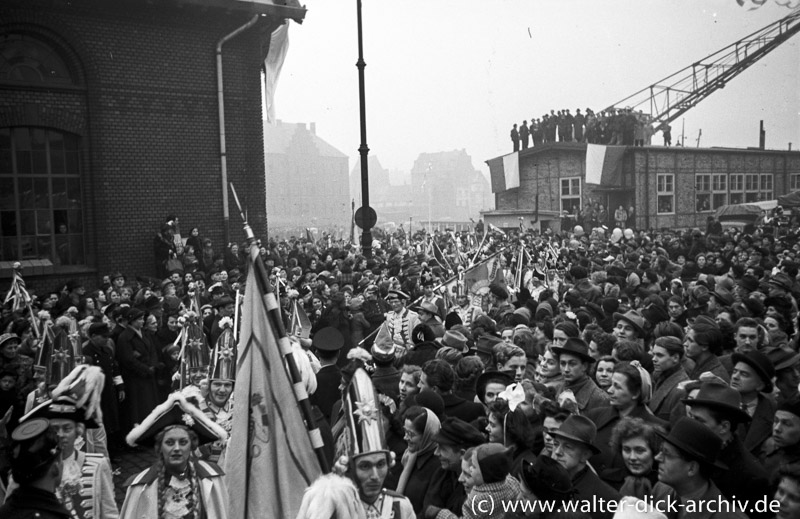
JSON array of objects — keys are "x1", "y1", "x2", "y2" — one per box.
[
  {"x1": 560, "y1": 176, "x2": 581, "y2": 216},
  {"x1": 657, "y1": 173, "x2": 674, "y2": 215},
  {"x1": 0, "y1": 127, "x2": 86, "y2": 266}
]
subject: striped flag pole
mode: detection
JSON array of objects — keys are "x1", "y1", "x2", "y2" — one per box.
[{"x1": 230, "y1": 183, "x2": 329, "y2": 473}]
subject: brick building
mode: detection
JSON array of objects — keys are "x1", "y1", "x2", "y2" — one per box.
[
  {"x1": 484, "y1": 143, "x2": 800, "y2": 232},
  {"x1": 409, "y1": 149, "x2": 493, "y2": 230},
  {"x1": 0, "y1": 0, "x2": 303, "y2": 290},
  {"x1": 264, "y1": 120, "x2": 349, "y2": 238}
]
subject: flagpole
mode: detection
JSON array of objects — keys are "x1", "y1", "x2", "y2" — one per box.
[
  {"x1": 230, "y1": 183, "x2": 330, "y2": 473},
  {"x1": 469, "y1": 228, "x2": 489, "y2": 267}
]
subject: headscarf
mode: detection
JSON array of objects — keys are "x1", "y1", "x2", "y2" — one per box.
[
  {"x1": 396, "y1": 408, "x2": 441, "y2": 494},
  {"x1": 630, "y1": 360, "x2": 652, "y2": 404}
]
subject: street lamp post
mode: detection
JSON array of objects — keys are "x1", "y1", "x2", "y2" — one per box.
[{"x1": 356, "y1": 0, "x2": 372, "y2": 257}]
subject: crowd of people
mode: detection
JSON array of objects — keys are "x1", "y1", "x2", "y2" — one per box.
[
  {"x1": 510, "y1": 108, "x2": 672, "y2": 152},
  {"x1": 1, "y1": 211, "x2": 800, "y2": 519}
]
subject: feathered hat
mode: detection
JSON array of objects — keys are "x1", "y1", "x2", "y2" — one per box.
[{"x1": 126, "y1": 391, "x2": 228, "y2": 447}]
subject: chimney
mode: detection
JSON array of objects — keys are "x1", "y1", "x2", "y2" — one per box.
[
  {"x1": 759, "y1": 120, "x2": 765, "y2": 150},
  {"x1": 310, "y1": 122, "x2": 316, "y2": 135}
]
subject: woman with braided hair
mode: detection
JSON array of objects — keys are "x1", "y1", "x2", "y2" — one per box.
[{"x1": 119, "y1": 391, "x2": 229, "y2": 519}]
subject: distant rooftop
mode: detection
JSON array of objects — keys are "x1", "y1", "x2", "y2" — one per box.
[{"x1": 264, "y1": 120, "x2": 347, "y2": 159}]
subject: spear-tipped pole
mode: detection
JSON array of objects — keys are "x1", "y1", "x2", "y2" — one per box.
[{"x1": 229, "y1": 182, "x2": 330, "y2": 473}]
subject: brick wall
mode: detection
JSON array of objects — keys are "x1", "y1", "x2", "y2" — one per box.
[{"x1": 1, "y1": 0, "x2": 275, "y2": 293}]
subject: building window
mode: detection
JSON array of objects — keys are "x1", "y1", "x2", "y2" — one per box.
[
  {"x1": 0, "y1": 127, "x2": 85, "y2": 265},
  {"x1": 745, "y1": 174, "x2": 760, "y2": 203},
  {"x1": 0, "y1": 34, "x2": 80, "y2": 87},
  {"x1": 695, "y1": 174, "x2": 711, "y2": 212},
  {"x1": 712, "y1": 174, "x2": 727, "y2": 209},
  {"x1": 760, "y1": 174, "x2": 773, "y2": 201},
  {"x1": 657, "y1": 174, "x2": 674, "y2": 214},
  {"x1": 560, "y1": 177, "x2": 581, "y2": 215},
  {"x1": 790, "y1": 174, "x2": 800, "y2": 192},
  {"x1": 730, "y1": 174, "x2": 744, "y2": 205}
]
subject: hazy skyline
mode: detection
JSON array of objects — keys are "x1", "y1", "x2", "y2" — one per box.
[{"x1": 274, "y1": 1, "x2": 800, "y2": 180}]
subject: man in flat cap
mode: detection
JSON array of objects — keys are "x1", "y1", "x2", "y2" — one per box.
[
  {"x1": 423, "y1": 417, "x2": 485, "y2": 517},
  {"x1": 384, "y1": 290, "x2": 420, "y2": 355}
]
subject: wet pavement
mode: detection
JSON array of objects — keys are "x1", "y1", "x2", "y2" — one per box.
[{"x1": 111, "y1": 448, "x2": 157, "y2": 506}]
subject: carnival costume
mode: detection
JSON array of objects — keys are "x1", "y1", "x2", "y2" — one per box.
[{"x1": 119, "y1": 391, "x2": 229, "y2": 519}]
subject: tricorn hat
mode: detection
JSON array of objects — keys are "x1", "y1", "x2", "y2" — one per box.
[{"x1": 126, "y1": 391, "x2": 228, "y2": 447}]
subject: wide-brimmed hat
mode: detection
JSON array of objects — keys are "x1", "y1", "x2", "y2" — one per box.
[
  {"x1": 641, "y1": 304, "x2": 669, "y2": 325},
  {"x1": 521, "y1": 455, "x2": 575, "y2": 501},
  {"x1": 550, "y1": 415, "x2": 600, "y2": 455},
  {"x1": 612, "y1": 310, "x2": 646, "y2": 337},
  {"x1": 712, "y1": 287, "x2": 734, "y2": 307},
  {"x1": 474, "y1": 370, "x2": 514, "y2": 404},
  {"x1": 765, "y1": 346, "x2": 800, "y2": 371},
  {"x1": 551, "y1": 337, "x2": 595, "y2": 364},
  {"x1": 416, "y1": 301, "x2": 441, "y2": 320},
  {"x1": 655, "y1": 417, "x2": 727, "y2": 469},
  {"x1": 681, "y1": 381, "x2": 751, "y2": 424},
  {"x1": 475, "y1": 334, "x2": 503, "y2": 356},
  {"x1": 126, "y1": 392, "x2": 228, "y2": 447},
  {"x1": 437, "y1": 330, "x2": 468, "y2": 353},
  {"x1": 731, "y1": 350, "x2": 775, "y2": 393}
]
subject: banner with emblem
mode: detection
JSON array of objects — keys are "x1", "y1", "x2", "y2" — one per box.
[{"x1": 224, "y1": 249, "x2": 321, "y2": 519}]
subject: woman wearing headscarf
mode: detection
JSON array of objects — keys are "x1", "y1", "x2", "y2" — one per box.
[
  {"x1": 396, "y1": 405, "x2": 441, "y2": 516},
  {"x1": 583, "y1": 361, "x2": 668, "y2": 487}
]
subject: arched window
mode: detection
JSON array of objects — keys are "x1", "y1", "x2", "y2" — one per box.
[
  {"x1": 0, "y1": 33, "x2": 79, "y2": 86},
  {"x1": 0, "y1": 127, "x2": 85, "y2": 265}
]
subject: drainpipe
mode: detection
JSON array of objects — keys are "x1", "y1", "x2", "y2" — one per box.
[{"x1": 217, "y1": 14, "x2": 259, "y2": 246}]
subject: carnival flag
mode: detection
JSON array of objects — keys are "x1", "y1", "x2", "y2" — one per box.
[
  {"x1": 264, "y1": 23, "x2": 289, "y2": 124},
  {"x1": 224, "y1": 250, "x2": 321, "y2": 519},
  {"x1": 585, "y1": 144, "x2": 626, "y2": 185},
  {"x1": 488, "y1": 151, "x2": 520, "y2": 192}
]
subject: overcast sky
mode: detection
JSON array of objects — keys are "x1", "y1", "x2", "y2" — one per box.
[{"x1": 273, "y1": 0, "x2": 800, "y2": 182}]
